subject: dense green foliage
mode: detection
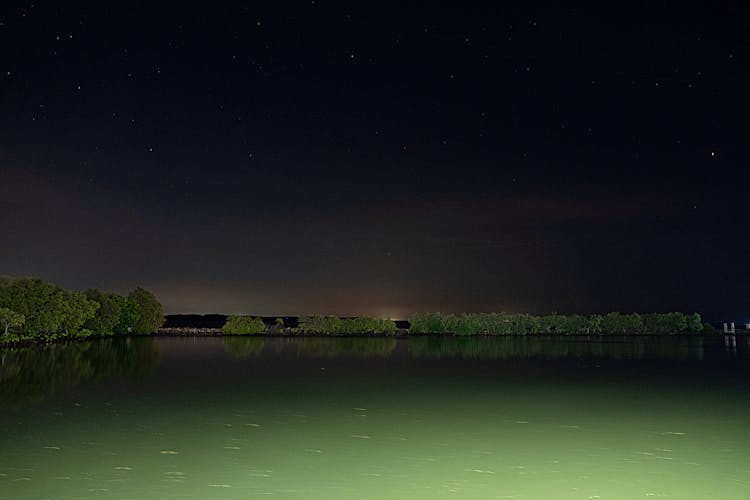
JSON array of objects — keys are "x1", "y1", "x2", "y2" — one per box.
[
  {"x1": 297, "y1": 316, "x2": 397, "y2": 335},
  {"x1": 0, "y1": 307, "x2": 25, "y2": 335},
  {"x1": 222, "y1": 315, "x2": 266, "y2": 334},
  {"x1": 409, "y1": 311, "x2": 704, "y2": 335},
  {"x1": 83, "y1": 289, "x2": 124, "y2": 334},
  {"x1": 0, "y1": 277, "x2": 164, "y2": 342},
  {"x1": 220, "y1": 315, "x2": 397, "y2": 335},
  {"x1": 125, "y1": 287, "x2": 165, "y2": 334}
]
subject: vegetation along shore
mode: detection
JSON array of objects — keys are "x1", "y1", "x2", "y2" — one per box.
[
  {"x1": 222, "y1": 311, "x2": 707, "y2": 336},
  {"x1": 0, "y1": 277, "x2": 163, "y2": 344},
  {"x1": 0, "y1": 276, "x2": 718, "y2": 346}
]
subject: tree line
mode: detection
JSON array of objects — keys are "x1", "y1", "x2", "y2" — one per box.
[
  {"x1": 221, "y1": 315, "x2": 397, "y2": 335},
  {"x1": 0, "y1": 278, "x2": 709, "y2": 341},
  {"x1": 408, "y1": 311, "x2": 705, "y2": 335},
  {"x1": 222, "y1": 311, "x2": 705, "y2": 336},
  {"x1": 0, "y1": 277, "x2": 164, "y2": 342}
]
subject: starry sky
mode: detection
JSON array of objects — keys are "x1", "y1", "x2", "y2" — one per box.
[{"x1": 1, "y1": 2, "x2": 748, "y2": 320}]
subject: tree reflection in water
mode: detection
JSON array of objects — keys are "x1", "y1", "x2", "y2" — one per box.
[
  {"x1": 222, "y1": 336, "x2": 398, "y2": 358},
  {"x1": 407, "y1": 335, "x2": 706, "y2": 360},
  {"x1": 0, "y1": 337, "x2": 160, "y2": 407},
  {"x1": 221, "y1": 335, "x2": 708, "y2": 361}
]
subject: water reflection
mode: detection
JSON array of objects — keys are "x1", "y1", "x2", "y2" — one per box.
[
  {"x1": 218, "y1": 335, "x2": 720, "y2": 361},
  {"x1": 407, "y1": 335, "x2": 709, "y2": 360},
  {"x1": 0, "y1": 337, "x2": 160, "y2": 407},
  {"x1": 2, "y1": 335, "x2": 743, "y2": 408},
  {"x1": 222, "y1": 336, "x2": 266, "y2": 358},
  {"x1": 222, "y1": 336, "x2": 397, "y2": 358},
  {"x1": 1, "y1": 334, "x2": 748, "y2": 500},
  {"x1": 724, "y1": 334, "x2": 738, "y2": 355}
]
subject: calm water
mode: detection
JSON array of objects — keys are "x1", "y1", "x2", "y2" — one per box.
[{"x1": 1, "y1": 335, "x2": 749, "y2": 499}]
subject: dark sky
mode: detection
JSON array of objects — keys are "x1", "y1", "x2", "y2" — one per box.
[{"x1": 1, "y1": 2, "x2": 748, "y2": 320}]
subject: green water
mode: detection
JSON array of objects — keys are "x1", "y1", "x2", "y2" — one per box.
[{"x1": 1, "y1": 335, "x2": 749, "y2": 499}]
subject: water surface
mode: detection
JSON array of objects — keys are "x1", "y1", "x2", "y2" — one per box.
[{"x1": 1, "y1": 335, "x2": 749, "y2": 499}]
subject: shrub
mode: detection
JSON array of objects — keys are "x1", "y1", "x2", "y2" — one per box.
[
  {"x1": 642, "y1": 312, "x2": 697, "y2": 334},
  {"x1": 298, "y1": 316, "x2": 342, "y2": 334},
  {"x1": 125, "y1": 288, "x2": 165, "y2": 335},
  {"x1": 83, "y1": 289, "x2": 124, "y2": 335},
  {"x1": 563, "y1": 314, "x2": 588, "y2": 334},
  {"x1": 297, "y1": 316, "x2": 396, "y2": 335},
  {"x1": 687, "y1": 313, "x2": 703, "y2": 333},
  {"x1": 539, "y1": 314, "x2": 568, "y2": 334},
  {"x1": 600, "y1": 312, "x2": 643, "y2": 334},
  {"x1": 405, "y1": 311, "x2": 704, "y2": 335},
  {"x1": 223, "y1": 315, "x2": 266, "y2": 335},
  {"x1": 408, "y1": 313, "x2": 447, "y2": 334},
  {"x1": 0, "y1": 307, "x2": 25, "y2": 336}
]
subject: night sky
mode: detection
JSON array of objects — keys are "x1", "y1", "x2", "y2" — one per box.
[{"x1": 1, "y1": 2, "x2": 748, "y2": 320}]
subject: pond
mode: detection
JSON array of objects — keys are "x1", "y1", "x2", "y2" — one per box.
[{"x1": 1, "y1": 335, "x2": 749, "y2": 499}]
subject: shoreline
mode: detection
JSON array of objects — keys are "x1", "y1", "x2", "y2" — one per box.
[{"x1": 2, "y1": 329, "x2": 746, "y2": 349}]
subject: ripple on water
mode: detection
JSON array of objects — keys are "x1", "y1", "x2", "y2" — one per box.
[
  {"x1": 466, "y1": 469, "x2": 495, "y2": 474},
  {"x1": 163, "y1": 471, "x2": 186, "y2": 483}
]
